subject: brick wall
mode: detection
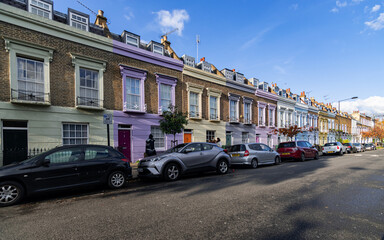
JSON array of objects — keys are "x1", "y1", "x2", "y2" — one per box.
[
  {"x1": 181, "y1": 74, "x2": 277, "y2": 124},
  {"x1": 0, "y1": 21, "x2": 182, "y2": 112}
]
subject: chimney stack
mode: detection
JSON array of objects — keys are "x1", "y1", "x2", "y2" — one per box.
[{"x1": 94, "y1": 10, "x2": 112, "y2": 39}]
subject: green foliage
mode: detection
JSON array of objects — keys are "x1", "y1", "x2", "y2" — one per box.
[{"x1": 159, "y1": 105, "x2": 188, "y2": 143}]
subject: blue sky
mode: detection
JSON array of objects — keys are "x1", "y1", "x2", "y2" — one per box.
[{"x1": 54, "y1": 0, "x2": 384, "y2": 115}]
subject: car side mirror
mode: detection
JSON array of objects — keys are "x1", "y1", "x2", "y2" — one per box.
[
  {"x1": 42, "y1": 158, "x2": 50, "y2": 166},
  {"x1": 184, "y1": 148, "x2": 193, "y2": 153}
]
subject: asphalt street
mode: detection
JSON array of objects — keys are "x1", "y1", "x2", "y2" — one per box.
[{"x1": 0, "y1": 150, "x2": 383, "y2": 240}]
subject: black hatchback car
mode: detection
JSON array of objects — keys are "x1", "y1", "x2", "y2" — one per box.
[{"x1": 0, "y1": 145, "x2": 132, "y2": 207}]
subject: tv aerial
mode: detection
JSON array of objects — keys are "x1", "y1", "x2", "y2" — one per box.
[{"x1": 76, "y1": 0, "x2": 111, "y2": 24}]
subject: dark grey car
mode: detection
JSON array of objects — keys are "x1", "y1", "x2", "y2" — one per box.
[
  {"x1": 138, "y1": 143, "x2": 231, "y2": 181},
  {"x1": 228, "y1": 143, "x2": 281, "y2": 168}
]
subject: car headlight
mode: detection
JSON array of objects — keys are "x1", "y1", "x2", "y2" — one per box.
[{"x1": 150, "y1": 156, "x2": 165, "y2": 162}]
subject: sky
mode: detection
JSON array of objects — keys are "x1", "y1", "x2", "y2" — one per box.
[{"x1": 54, "y1": 0, "x2": 384, "y2": 116}]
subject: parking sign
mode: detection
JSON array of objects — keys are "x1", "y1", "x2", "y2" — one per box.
[{"x1": 103, "y1": 114, "x2": 112, "y2": 124}]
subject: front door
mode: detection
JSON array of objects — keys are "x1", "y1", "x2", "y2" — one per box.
[
  {"x1": 226, "y1": 132, "x2": 232, "y2": 146},
  {"x1": 118, "y1": 129, "x2": 131, "y2": 162},
  {"x1": 2, "y1": 121, "x2": 28, "y2": 165},
  {"x1": 184, "y1": 133, "x2": 192, "y2": 143}
]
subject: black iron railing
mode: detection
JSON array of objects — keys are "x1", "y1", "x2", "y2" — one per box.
[
  {"x1": 77, "y1": 96, "x2": 103, "y2": 107},
  {"x1": 11, "y1": 89, "x2": 50, "y2": 103}
]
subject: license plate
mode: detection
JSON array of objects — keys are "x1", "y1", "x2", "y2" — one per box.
[
  {"x1": 137, "y1": 168, "x2": 143, "y2": 173},
  {"x1": 232, "y1": 154, "x2": 240, "y2": 157},
  {"x1": 327, "y1": 151, "x2": 333, "y2": 153},
  {"x1": 281, "y1": 153, "x2": 290, "y2": 155}
]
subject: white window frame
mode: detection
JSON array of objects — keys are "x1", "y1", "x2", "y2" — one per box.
[
  {"x1": 71, "y1": 54, "x2": 106, "y2": 109},
  {"x1": 268, "y1": 104, "x2": 276, "y2": 127},
  {"x1": 187, "y1": 83, "x2": 203, "y2": 119},
  {"x1": 126, "y1": 35, "x2": 139, "y2": 47},
  {"x1": 5, "y1": 38, "x2": 53, "y2": 105},
  {"x1": 62, "y1": 123, "x2": 89, "y2": 145},
  {"x1": 242, "y1": 132, "x2": 249, "y2": 143},
  {"x1": 69, "y1": 12, "x2": 89, "y2": 32},
  {"x1": 151, "y1": 126, "x2": 165, "y2": 151},
  {"x1": 28, "y1": 0, "x2": 52, "y2": 19},
  {"x1": 206, "y1": 130, "x2": 216, "y2": 142},
  {"x1": 207, "y1": 88, "x2": 221, "y2": 121},
  {"x1": 153, "y1": 44, "x2": 164, "y2": 55},
  {"x1": 229, "y1": 94, "x2": 240, "y2": 123},
  {"x1": 258, "y1": 101, "x2": 267, "y2": 126},
  {"x1": 243, "y1": 97, "x2": 253, "y2": 124}
]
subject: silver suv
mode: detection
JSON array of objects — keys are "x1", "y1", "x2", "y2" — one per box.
[
  {"x1": 227, "y1": 143, "x2": 281, "y2": 168},
  {"x1": 138, "y1": 142, "x2": 231, "y2": 181}
]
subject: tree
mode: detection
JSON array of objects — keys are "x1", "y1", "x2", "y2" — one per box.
[
  {"x1": 272, "y1": 125, "x2": 303, "y2": 141},
  {"x1": 363, "y1": 121, "x2": 384, "y2": 144},
  {"x1": 159, "y1": 105, "x2": 188, "y2": 147}
]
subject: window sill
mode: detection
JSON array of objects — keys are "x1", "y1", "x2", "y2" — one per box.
[
  {"x1": 209, "y1": 119, "x2": 221, "y2": 122},
  {"x1": 11, "y1": 99, "x2": 51, "y2": 106},
  {"x1": 76, "y1": 105, "x2": 105, "y2": 111},
  {"x1": 124, "y1": 109, "x2": 146, "y2": 114},
  {"x1": 190, "y1": 117, "x2": 202, "y2": 120}
]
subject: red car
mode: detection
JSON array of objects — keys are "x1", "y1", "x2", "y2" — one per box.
[{"x1": 277, "y1": 141, "x2": 319, "y2": 161}]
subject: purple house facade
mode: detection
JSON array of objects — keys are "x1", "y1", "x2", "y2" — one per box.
[{"x1": 112, "y1": 40, "x2": 183, "y2": 162}]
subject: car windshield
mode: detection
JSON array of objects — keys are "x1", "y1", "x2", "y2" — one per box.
[
  {"x1": 342, "y1": 143, "x2": 350, "y2": 146},
  {"x1": 324, "y1": 143, "x2": 337, "y2": 146},
  {"x1": 19, "y1": 154, "x2": 42, "y2": 164},
  {"x1": 165, "y1": 143, "x2": 188, "y2": 153},
  {"x1": 278, "y1": 142, "x2": 296, "y2": 148}
]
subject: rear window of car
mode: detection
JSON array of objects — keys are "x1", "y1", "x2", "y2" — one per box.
[
  {"x1": 249, "y1": 144, "x2": 262, "y2": 151},
  {"x1": 353, "y1": 143, "x2": 360, "y2": 146},
  {"x1": 278, "y1": 142, "x2": 296, "y2": 148},
  {"x1": 324, "y1": 143, "x2": 337, "y2": 146},
  {"x1": 230, "y1": 145, "x2": 245, "y2": 152},
  {"x1": 342, "y1": 143, "x2": 351, "y2": 146}
]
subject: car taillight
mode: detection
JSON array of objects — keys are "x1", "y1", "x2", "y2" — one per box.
[
  {"x1": 348, "y1": 146, "x2": 351, "y2": 148},
  {"x1": 244, "y1": 150, "x2": 249, "y2": 156},
  {"x1": 322, "y1": 147, "x2": 324, "y2": 150},
  {"x1": 337, "y1": 146, "x2": 339, "y2": 150},
  {"x1": 223, "y1": 149, "x2": 228, "y2": 153},
  {"x1": 121, "y1": 158, "x2": 130, "y2": 162}
]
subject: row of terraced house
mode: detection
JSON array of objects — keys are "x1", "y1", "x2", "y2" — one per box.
[{"x1": 0, "y1": 0, "x2": 375, "y2": 166}]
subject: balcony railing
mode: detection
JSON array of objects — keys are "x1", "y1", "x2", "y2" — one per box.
[
  {"x1": 269, "y1": 121, "x2": 274, "y2": 127},
  {"x1": 210, "y1": 114, "x2": 219, "y2": 120},
  {"x1": 244, "y1": 119, "x2": 252, "y2": 124},
  {"x1": 189, "y1": 111, "x2": 200, "y2": 118},
  {"x1": 124, "y1": 102, "x2": 147, "y2": 112},
  {"x1": 259, "y1": 120, "x2": 265, "y2": 126},
  {"x1": 11, "y1": 89, "x2": 50, "y2": 103},
  {"x1": 230, "y1": 116, "x2": 239, "y2": 123},
  {"x1": 77, "y1": 96, "x2": 103, "y2": 108}
]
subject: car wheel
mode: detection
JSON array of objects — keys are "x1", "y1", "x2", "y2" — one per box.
[
  {"x1": 339, "y1": 150, "x2": 343, "y2": 156},
  {"x1": 300, "y1": 153, "x2": 306, "y2": 162},
  {"x1": 314, "y1": 152, "x2": 319, "y2": 160},
  {"x1": 0, "y1": 181, "x2": 24, "y2": 207},
  {"x1": 251, "y1": 159, "x2": 258, "y2": 169},
  {"x1": 217, "y1": 159, "x2": 229, "y2": 174},
  {"x1": 164, "y1": 163, "x2": 181, "y2": 181},
  {"x1": 274, "y1": 156, "x2": 281, "y2": 165},
  {"x1": 108, "y1": 171, "x2": 126, "y2": 189}
]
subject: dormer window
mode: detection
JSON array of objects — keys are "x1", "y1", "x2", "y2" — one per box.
[
  {"x1": 197, "y1": 61, "x2": 212, "y2": 72},
  {"x1": 29, "y1": 0, "x2": 52, "y2": 19},
  {"x1": 181, "y1": 55, "x2": 195, "y2": 67},
  {"x1": 121, "y1": 31, "x2": 140, "y2": 48},
  {"x1": 221, "y1": 69, "x2": 235, "y2": 80},
  {"x1": 69, "y1": 10, "x2": 89, "y2": 32},
  {"x1": 153, "y1": 45, "x2": 163, "y2": 55},
  {"x1": 258, "y1": 82, "x2": 268, "y2": 91}
]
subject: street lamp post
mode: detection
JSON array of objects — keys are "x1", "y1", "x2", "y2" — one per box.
[{"x1": 337, "y1": 96, "x2": 358, "y2": 141}]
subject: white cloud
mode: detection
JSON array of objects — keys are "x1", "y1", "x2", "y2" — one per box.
[
  {"x1": 124, "y1": 7, "x2": 135, "y2": 21},
  {"x1": 331, "y1": 7, "x2": 339, "y2": 13},
  {"x1": 336, "y1": 1, "x2": 347, "y2": 8},
  {"x1": 274, "y1": 65, "x2": 287, "y2": 75},
  {"x1": 155, "y1": 9, "x2": 189, "y2": 36},
  {"x1": 371, "y1": 4, "x2": 381, "y2": 13},
  {"x1": 290, "y1": 4, "x2": 298, "y2": 10},
  {"x1": 334, "y1": 96, "x2": 384, "y2": 115},
  {"x1": 241, "y1": 27, "x2": 274, "y2": 50},
  {"x1": 365, "y1": 13, "x2": 384, "y2": 30}
]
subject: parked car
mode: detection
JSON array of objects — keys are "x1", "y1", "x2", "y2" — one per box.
[
  {"x1": 277, "y1": 141, "x2": 319, "y2": 162},
  {"x1": 0, "y1": 145, "x2": 132, "y2": 207},
  {"x1": 343, "y1": 143, "x2": 357, "y2": 153},
  {"x1": 322, "y1": 142, "x2": 347, "y2": 155},
  {"x1": 138, "y1": 142, "x2": 231, "y2": 181},
  {"x1": 364, "y1": 143, "x2": 376, "y2": 151},
  {"x1": 227, "y1": 143, "x2": 280, "y2": 168},
  {"x1": 353, "y1": 143, "x2": 365, "y2": 152}
]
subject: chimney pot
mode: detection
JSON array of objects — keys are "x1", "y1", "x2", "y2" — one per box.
[
  {"x1": 232, "y1": 69, "x2": 235, "y2": 72},
  {"x1": 98, "y1": 10, "x2": 104, "y2": 16}
]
